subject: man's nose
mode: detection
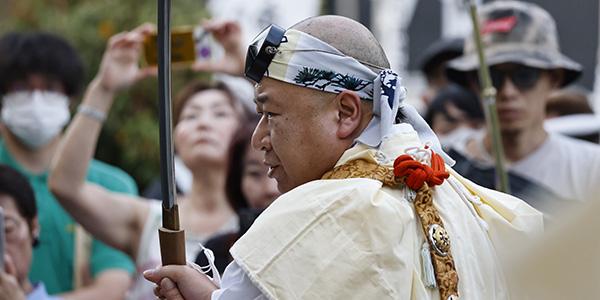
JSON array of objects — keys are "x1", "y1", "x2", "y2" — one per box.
[
  {"x1": 496, "y1": 75, "x2": 519, "y2": 100},
  {"x1": 251, "y1": 116, "x2": 271, "y2": 151}
]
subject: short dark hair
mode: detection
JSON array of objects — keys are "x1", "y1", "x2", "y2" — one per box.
[
  {"x1": 0, "y1": 165, "x2": 37, "y2": 230},
  {"x1": 418, "y1": 38, "x2": 464, "y2": 78},
  {"x1": 0, "y1": 31, "x2": 86, "y2": 96},
  {"x1": 425, "y1": 83, "x2": 484, "y2": 126}
]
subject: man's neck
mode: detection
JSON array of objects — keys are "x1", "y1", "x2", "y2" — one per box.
[
  {"x1": 482, "y1": 125, "x2": 547, "y2": 165},
  {"x1": 4, "y1": 132, "x2": 60, "y2": 175}
]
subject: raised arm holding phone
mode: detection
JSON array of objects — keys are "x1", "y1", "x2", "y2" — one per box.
[
  {"x1": 48, "y1": 20, "x2": 249, "y2": 299},
  {"x1": 190, "y1": 20, "x2": 247, "y2": 77}
]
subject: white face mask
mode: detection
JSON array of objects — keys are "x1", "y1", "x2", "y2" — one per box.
[{"x1": 1, "y1": 90, "x2": 71, "y2": 149}]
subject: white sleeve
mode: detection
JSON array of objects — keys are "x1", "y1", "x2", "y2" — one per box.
[{"x1": 211, "y1": 260, "x2": 268, "y2": 300}]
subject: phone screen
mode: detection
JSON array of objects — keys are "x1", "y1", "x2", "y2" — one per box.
[
  {"x1": 193, "y1": 27, "x2": 213, "y2": 62},
  {"x1": 143, "y1": 26, "x2": 213, "y2": 67}
]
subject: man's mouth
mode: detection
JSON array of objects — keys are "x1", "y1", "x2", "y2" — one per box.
[
  {"x1": 264, "y1": 161, "x2": 279, "y2": 178},
  {"x1": 497, "y1": 108, "x2": 520, "y2": 121}
]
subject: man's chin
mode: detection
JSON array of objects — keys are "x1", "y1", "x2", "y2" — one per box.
[
  {"x1": 276, "y1": 182, "x2": 293, "y2": 194},
  {"x1": 276, "y1": 178, "x2": 300, "y2": 194},
  {"x1": 499, "y1": 126, "x2": 523, "y2": 137}
]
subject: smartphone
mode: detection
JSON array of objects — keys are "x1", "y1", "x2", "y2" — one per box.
[
  {"x1": 143, "y1": 26, "x2": 214, "y2": 68},
  {"x1": 0, "y1": 207, "x2": 5, "y2": 272}
]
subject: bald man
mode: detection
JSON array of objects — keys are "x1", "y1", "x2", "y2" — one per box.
[{"x1": 144, "y1": 15, "x2": 542, "y2": 300}]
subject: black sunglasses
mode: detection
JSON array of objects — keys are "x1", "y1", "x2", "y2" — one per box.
[
  {"x1": 245, "y1": 24, "x2": 286, "y2": 83},
  {"x1": 473, "y1": 66, "x2": 542, "y2": 90}
]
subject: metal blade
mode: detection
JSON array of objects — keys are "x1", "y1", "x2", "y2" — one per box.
[{"x1": 158, "y1": 0, "x2": 179, "y2": 229}]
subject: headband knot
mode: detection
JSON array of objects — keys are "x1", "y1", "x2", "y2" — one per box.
[{"x1": 362, "y1": 69, "x2": 406, "y2": 148}]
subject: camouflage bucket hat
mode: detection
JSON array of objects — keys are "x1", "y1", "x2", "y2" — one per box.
[{"x1": 447, "y1": 1, "x2": 582, "y2": 87}]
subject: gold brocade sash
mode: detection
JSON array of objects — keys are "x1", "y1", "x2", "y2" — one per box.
[{"x1": 322, "y1": 159, "x2": 460, "y2": 300}]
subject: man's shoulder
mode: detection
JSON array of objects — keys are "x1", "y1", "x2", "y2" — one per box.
[
  {"x1": 523, "y1": 133, "x2": 600, "y2": 170},
  {"x1": 549, "y1": 133, "x2": 600, "y2": 154},
  {"x1": 248, "y1": 177, "x2": 393, "y2": 218},
  {"x1": 87, "y1": 159, "x2": 139, "y2": 195},
  {"x1": 237, "y1": 177, "x2": 410, "y2": 245},
  {"x1": 284, "y1": 177, "x2": 385, "y2": 202}
]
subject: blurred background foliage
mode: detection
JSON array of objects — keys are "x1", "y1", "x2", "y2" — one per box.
[{"x1": 0, "y1": 0, "x2": 213, "y2": 192}]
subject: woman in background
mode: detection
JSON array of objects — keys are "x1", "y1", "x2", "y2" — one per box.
[
  {"x1": 48, "y1": 24, "x2": 247, "y2": 300},
  {"x1": 197, "y1": 115, "x2": 280, "y2": 273}
]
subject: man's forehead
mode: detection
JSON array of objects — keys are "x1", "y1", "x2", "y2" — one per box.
[
  {"x1": 253, "y1": 83, "x2": 267, "y2": 106},
  {"x1": 253, "y1": 78, "x2": 283, "y2": 104}
]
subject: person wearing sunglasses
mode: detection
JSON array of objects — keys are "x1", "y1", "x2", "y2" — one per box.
[
  {"x1": 445, "y1": 1, "x2": 600, "y2": 226},
  {"x1": 144, "y1": 15, "x2": 542, "y2": 300}
]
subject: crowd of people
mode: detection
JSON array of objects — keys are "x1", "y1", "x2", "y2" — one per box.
[
  {"x1": 0, "y1": 1, "x2": 598, "y2": 299},
  {"x1": 0, "y1": 29, "x2": 136, "y2": 300}
]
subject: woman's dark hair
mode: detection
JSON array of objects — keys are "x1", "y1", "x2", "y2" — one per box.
[
  {"x1": 0, "y1": 165, "x2": 37, "y2": 231},
  {"x1": 424, "y1": 83, "x2": 484, "y2": 126},
  {"x1": 0, "y1": 31, "x2": 86, "y2": 96},
  {"x1": 225, "y1": 114, "x2": 260, "y2": 212}
]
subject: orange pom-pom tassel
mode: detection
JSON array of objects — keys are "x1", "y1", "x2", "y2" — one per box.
[{"x1": 393, "y1": 150, "x2": 450, "y2": 190}]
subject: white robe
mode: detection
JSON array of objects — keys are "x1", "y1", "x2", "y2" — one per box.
[{"x1": 214, "y1": 124, "x2": 543, "y2": 299}]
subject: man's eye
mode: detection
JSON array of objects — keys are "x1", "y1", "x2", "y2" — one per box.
[{"x1": 256, "y1": 110, "x2": 275, "y2": 120}]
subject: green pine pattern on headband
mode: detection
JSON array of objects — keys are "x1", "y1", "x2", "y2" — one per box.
[{"x1": 293, "y1": 67, "x2": 372, "y2": 94}]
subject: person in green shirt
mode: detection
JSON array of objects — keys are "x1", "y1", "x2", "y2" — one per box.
[{"x1": 0, "y1": 31, "x2": 135, "y2": 299}]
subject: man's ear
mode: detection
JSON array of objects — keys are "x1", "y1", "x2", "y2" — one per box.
[{"x1": 335, "y1": 90, "x2": 362, "y2": 139}]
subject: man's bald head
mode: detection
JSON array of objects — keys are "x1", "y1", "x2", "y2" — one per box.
[{"x1": 290, "y1": 15, "x2": 389, "y2": 73}]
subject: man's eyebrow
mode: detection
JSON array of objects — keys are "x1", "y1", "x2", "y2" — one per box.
[{"x1": 255, "y1": 95, "x2": 268, "y2": 104}]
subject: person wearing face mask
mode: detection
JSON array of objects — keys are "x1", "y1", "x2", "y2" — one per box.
[{"x1": 0, "y1": 31, "x2": 136, "y2": 299}]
